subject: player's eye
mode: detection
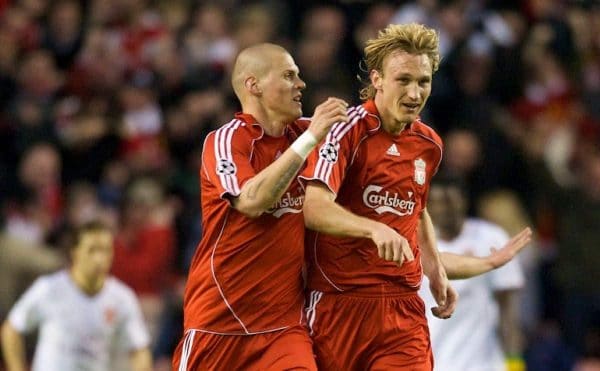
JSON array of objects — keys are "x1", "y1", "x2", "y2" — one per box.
[{"x1": 419, "y1": 79, "x2": 431, "y2": 87}]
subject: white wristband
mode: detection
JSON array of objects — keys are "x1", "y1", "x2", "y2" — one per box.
[{"x1": 290, "y1": 131, "x2": 318, "y2": 160}]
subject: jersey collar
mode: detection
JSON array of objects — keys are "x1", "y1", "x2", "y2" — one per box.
[
  {"x1": 234, "y1": 112, "x2": 266, "y2": 139},
  {"x1": 362, "y1": 99, "x2": 419, "y2": 134},
  {"x1": 234, "y1": 112, "x2": 296, "y2": 140},
  {"x1": 362, "y1": 100, "x2": 382, "y2": 134}
]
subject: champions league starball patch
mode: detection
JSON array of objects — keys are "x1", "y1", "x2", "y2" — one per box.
[
  {"x1": 216, "y1": 159, "x2": 237, "y2": 175},
  {"x1": 319, "y1": 142, "x2": 339, "y2": 163}
]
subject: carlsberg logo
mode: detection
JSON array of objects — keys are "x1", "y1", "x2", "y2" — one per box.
[
  {"x1": 362, "y1": 185, "x2": 416, "y2": 216},
  {"x1": 266, "y1": 192, "x2": 304, "y2": 218}
]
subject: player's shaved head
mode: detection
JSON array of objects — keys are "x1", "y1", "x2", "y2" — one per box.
[{"x1": 231, "y1": 43, "x2": 289, "y2": 100}]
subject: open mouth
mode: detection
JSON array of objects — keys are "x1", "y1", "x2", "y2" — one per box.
[
  {"x1": 293, "y1": 95, "x2": 302, "y2": 105},
  {"x1": 402, "y1": 103, "x2": 419, "y2": 111}
]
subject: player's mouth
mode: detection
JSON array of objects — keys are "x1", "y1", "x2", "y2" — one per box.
[
  {"x1": 293, "y1": 95, "x2": 302, "y2": 106},
  {"x1": 402, "y1": 102, "x2": 420, "y2": 112}
]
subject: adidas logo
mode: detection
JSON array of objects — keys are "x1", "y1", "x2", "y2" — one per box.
[{"x1": 386, "y1": 144, "x2": 400, "y2": 156}]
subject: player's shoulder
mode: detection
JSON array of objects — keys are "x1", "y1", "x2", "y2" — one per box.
[
  {"x1": 326, "y1": 104, "x2": 373, "y2": 143},
  {"x1": 24, "y1": 270, "x2": 65, "y2": 298},
  {"x1": 351, "y1": 103, "x2": 375, "y2": 129},
  {"x1": 207, "y1": 117, "x2": 263, "y2": 144},
  {"x1": 410, "y1": 119, "x2": 443, "y2": 146},
  {"x1": 37, "y1": 270, "x2": 67, "y2": 287},
  {"x1": 105, "y1": 276, "x2": 140, "y2": 302}
]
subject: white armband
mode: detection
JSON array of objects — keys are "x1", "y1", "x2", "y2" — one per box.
[{"x1": 290, "y1": 131, "x2": 318, "y2": 160}]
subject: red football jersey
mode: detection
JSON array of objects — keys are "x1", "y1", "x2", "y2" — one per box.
[
  {"x1": 300, "y1": 100, "x2": 443, "y2": 294},
  {"x1": 183, "y1": 113, "x2": 310, "y2": 334}
]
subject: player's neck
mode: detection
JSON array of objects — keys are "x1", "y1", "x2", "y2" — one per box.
[
  {"x1": 382, "y1": 119, "x2": 408, "y2": 136},
  {"x1": 243, "y1": 103, "x2": 287, "y2": 137},
  {"x1": 374, "y1": 97, "x2": 408, "y2": 135},
  {"x1": 258, "y1": 118, "x2": 286, "y2": 137},
  {"x1": 70, "y1": 268, "x2": 106, "y2": 296}
]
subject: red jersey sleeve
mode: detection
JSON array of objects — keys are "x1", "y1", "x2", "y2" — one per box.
[{"x1": 201, "y1": 122, "x2": 258, "y2": 199}]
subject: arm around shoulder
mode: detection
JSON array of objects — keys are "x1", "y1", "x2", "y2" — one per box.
[{"x1": 231, "y1": 148, "x2": 307, "y2": 218}]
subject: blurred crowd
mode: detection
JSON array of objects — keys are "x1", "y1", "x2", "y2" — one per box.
[{"x1": 0, "y1": 0, "x2": 599, "y2": 369}]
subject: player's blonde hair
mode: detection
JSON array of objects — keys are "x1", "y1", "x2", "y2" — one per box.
[{"x1": 360, "y1": 23, "x2": 440, "y2": 101}]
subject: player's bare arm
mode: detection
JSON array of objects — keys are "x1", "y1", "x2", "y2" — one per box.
[
  {"x1": 418, "y1": 208, "x2": 457, "y2": 319},
  {"x1": 232, "y1": 98, "x2": 348, "y2": 218},
  {"x1": 130, "y1": 347, "x2": 153, "y2": 371},
  {"x1": 441, "y1": 227, "x2": 533, "y2": 279},
  {"x1": 1, "y1": 321, "x2": 26, "y2": 371},
  {"x1": 304, "y1": 182, "x2": 414, "y2": 266}
]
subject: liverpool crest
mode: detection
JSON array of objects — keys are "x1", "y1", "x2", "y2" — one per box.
[{"x1": 414, "y1": 158, "x2": 426, "y2": 185}]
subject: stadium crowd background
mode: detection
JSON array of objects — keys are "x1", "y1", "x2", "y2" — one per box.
[{"x1": 0, "y1": 0, "x2": 598, "y2": 370}]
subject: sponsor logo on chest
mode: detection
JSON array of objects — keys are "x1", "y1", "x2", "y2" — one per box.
[
  {"x1": 362, "y1": 185, "x2": 416, "y2": 216},
  {"x1": 266, "y1": 192, "x2": 304, "y2": 218}
]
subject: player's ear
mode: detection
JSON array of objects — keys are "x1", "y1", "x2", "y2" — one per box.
[
  {"x1": 370, "y1": 69, "x2": 382, "y2": 90},
  {"x1": 245, "y1": 76, "x2": 262, "y2": 96}
]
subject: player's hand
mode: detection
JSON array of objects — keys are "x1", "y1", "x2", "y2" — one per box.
[
  {"x1": 488, "y1": 227, "x2": 532, "y2": 269},
  {"x1": 428, "y1": 267, "x2": 457, "y2": 319},
  {"x1": 308, "y1": 97, "x2": 349, "y2": 141},
  {"x1": 371, "y1": 223, "x2": 414, "y2": 266}
]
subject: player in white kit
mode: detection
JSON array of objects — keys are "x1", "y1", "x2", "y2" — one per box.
[
  {"x1": 420, "y1": 176, "x2": 525, "y2": 371},
  {"x1": 1, "y1": 221, "x2": 152, "y2": 371}
]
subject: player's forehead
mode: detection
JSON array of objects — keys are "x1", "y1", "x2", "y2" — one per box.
[
  {"x1": 382, "y1": 49, "x2": 432, "y2": 77},
  {"x1": 78, "y1": 230, "x2": 113, "y2": 249},
  {"x1": 269, "y1": 51, "x2": 300, "y2": 74}
]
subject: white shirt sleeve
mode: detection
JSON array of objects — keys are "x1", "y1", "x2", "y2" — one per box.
[
  {"x1": 116, "y1": 288, "x2": 150, "y2": 351},
  {"x1": 486, "y1": 227, "x2": 525, "y2": 291},
  {"x1": 7, "y1": 277, "x2": 48, "y2": 333}
]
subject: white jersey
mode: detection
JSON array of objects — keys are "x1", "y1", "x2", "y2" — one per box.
[
  {"x1": 8, "y1": 270, "x2": 150, "y2": 371},
  {"x1": 420, "y1": 219, "x2": 524, "y2": 371}
]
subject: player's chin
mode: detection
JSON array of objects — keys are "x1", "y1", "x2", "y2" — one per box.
[
  {"x1": 398, "y1": 112, "x2": 417, "y2": 123},
  {"x1": 286, "y1": 107, "x2": 303, "y2": 121}
]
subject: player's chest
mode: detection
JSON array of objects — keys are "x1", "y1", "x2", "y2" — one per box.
[
  {"x1": 46, "y1": 293, "x2": 121, "y2": 337},
  {"x1": 250, "y1": 137, "x2": 292, "y2": 171},
  {"x1": 349, "y1": 135, "x2": 434, "y2": 191}
]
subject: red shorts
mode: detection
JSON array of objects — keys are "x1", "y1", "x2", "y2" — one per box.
[
  {"x1": 171, "y1": 324, "x2": 317, "y2": 370},
  {"x1": 306, "y1": 290, "x2": 433, "y2": 371}
]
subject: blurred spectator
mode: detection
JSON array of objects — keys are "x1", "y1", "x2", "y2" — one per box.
[
  {"x1": 16, "y1": 49, "x2": 63, "y2": 100},
  {"x1": 53, "y1": 181, "x2": 118, "y2": 247},
  {"x1": 526, "y1": 137, "x2": 600, "y2": 359},
  {"x1": 296, "y1": 5, "x2": 354, "y2": 112},
  {"x1": 184, "y1": 4, "x2": 236, "y2": 73},
  {"x1": 0, "y1": 230, "x2": 64, "y2": 321},
  {"x1": 111, "y1": 177, "x2": 176, "y2": 344},
  {"x1": 3, "y1": 143, "x2": 62, "y2": 244},
  {"x1": 56, "y1": 98, "x2": 120, "y2": 183},
  {"x1": 117, "y1": 82, "x2": 169, "y2": 174},
  {"x1": 234, "y1": 4, "x2": 277, "y2": 50},
  {"x1": 41, "y1": 0, "x2": 83, "y2": 69}
]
